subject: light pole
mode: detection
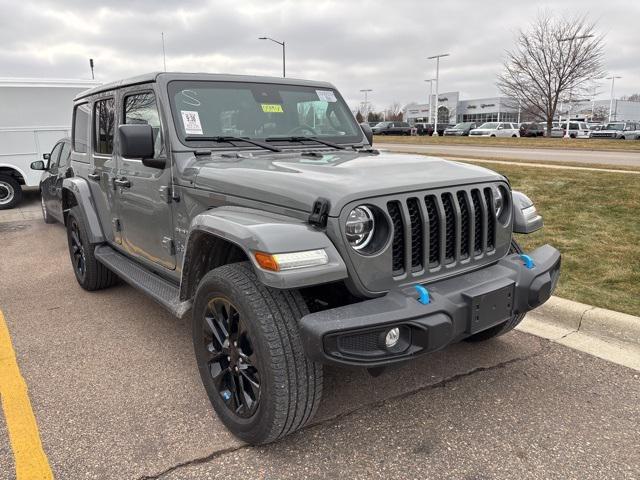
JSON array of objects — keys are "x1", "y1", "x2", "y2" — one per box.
[
  {"x1": 606, "y1": 75, "x2": 622, "y2": 122},
  {"x1": 427, "y1": 53, "x2": 450, "y2": 136},
  {"x1": 424, "y1": 79, "x2": 436, "y2": 124},
  {"x1": 360, "y1": 89, "x2": 372, "y2": 120},
  {"x1": 259, "y1": 37, "x2": 286, "y2": 77},
  {"x1": 558, "y1": 34, "x2": 593, "y2": 137}
]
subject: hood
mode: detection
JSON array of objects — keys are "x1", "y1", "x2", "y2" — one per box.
[{"x1": 189, "y1": 150, "x2": 504, "y2": 216}]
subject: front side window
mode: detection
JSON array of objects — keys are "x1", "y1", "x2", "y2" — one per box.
[
  {"x1": 73, "y1": 103, "x2": 90, "y2": 153},
  {"x1": 60, "y1": 142, "x2": 72, "y2": 169},
  {"x1": 94, "y1": 98, "x2": 115, "y2": 155},
  {"x1": 48, "y1": 143, "x2": 63, "y2": 171},
  {"x1": 124, "y1": 91, "x2": 164, "y2": 158},
  {"x1": 168, "y1": 81, "x2": 362, "y2": 146}
]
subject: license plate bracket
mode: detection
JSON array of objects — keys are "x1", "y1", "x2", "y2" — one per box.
[{"x1": 463, "y1": 279, "x2": 515, "y2": 334}]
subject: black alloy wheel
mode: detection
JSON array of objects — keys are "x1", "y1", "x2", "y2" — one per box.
[
  {"x1": 69, "y1": 217, "x2": 86, "y2": 281},
  {"x1": 201, "y1": 297, "x2": 261, "y2": 418}
]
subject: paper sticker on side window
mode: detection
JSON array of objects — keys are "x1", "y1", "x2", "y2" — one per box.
[
  {"x1": 316, "y1": 90, "x2": 337, "y2": 103},
  {"x1": 181, "y1": 110, "x2": 203, "y2": 135},
  {"x1": 261, "y1": 103, "x2": 283, "y2": 113}
]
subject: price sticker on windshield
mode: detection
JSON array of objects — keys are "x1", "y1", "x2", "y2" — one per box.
[
  {"x1": 316, "y1": 90, "x2": 337, "y2": 102},
  {"x1": 261, "y1": 103, "x2": 284, "y2": 113},
  {"x1": 181, "y1": 110, "x2": 203, "y2": 135}
]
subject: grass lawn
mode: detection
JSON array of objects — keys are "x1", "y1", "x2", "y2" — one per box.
[
  {"x1": 462, "y1": 160, "x2": 640, "y2": 316},
  {"x1": 378, "y1": 134, "x2": 640, "y2": 152}
]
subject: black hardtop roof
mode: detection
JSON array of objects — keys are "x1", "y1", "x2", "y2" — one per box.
[{"x1": 74, "y1": 72, "x2": 336, "y2": 101}]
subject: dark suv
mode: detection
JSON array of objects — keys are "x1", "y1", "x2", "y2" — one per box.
[
  {"x1": 519, "y1": 123, "x2": 544, "y2": 137},
  {"x1": 371, "y1": 121, "x2": 412, "y2": 135},
  {"x1": 61, "y1": 72, "x2": 560, "y2": 445}
]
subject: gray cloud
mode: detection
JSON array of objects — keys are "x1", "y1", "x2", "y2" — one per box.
[{"x1": 0, "y1": 0, "x2": 637, "y2": 109}]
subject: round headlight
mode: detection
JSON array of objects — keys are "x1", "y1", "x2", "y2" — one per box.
[
  {"x1": 494, "y1": 187, "x2": 504, "y2": 217},
  {"x1": 346, "y1": 206, "x2": 375, "y2": 250}
]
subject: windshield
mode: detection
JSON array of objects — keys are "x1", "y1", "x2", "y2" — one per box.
[
  {"x1": 375, "y1": 122, "x2": 390, "y2": 127},
  {"x1": 478, "y1": 122, "x2": 498, "y2": 129},
  {"x1": 604, "y1": 123, "x2": 624, "y2": 130},
  {"x1": 168, "y1": 80, "x2": 362, "y2": 146},
  {"x1": 452, "y1": 122, "x2": 473, "y2": 129}
]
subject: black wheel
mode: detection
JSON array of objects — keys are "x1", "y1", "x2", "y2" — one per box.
[
  {"x1": 465, "y1": 239, "x2": 526, "y2": 342},
  {"x1": 0, "y1": 174, "x2": 22, "y2": 210},
  {"x1": 41, "y1": 192, "x2": 55, "y2": 224},
  {"x1": 193, "y1": 262, "x2": 322, "y2": 445},
  {"x1": 66, "y1": 206, "x2": 117, "y2": 290}
]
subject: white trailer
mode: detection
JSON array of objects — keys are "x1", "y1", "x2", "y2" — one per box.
[{"x1": 0, "y1": 78, "x2": 99, "y2": 209}]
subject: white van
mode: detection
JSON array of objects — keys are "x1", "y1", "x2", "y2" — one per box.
[{"x1": 0, "y1": 78, "x2": 99, "y2": 209}]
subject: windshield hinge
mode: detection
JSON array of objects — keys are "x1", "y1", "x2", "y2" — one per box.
[{"x1": 309, "y1": 198, "x2": 330, "y2": 229}]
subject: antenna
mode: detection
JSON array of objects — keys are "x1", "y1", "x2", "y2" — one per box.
[
  {"x1": 89, "y1": 58, "x2": 94, "y2": 80},
  {"x1": 161, "y1": 32, "x2": 167, "y2": 72}
]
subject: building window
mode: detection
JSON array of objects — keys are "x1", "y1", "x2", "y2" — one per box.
[
  {"x1": 72, "y1": 103, "x2": 90, "y2": 153},
  {"x1": 94, "y1": 98, "x2": 115, "y2": 155}
]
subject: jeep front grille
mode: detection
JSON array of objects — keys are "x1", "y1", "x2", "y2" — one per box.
[{"x1": 387, "y1": 188, "x2": 497, "y2": 276}]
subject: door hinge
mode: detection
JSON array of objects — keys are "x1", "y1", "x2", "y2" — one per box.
[
  {"x1": 112, "y1": 218, "x2": 121, "y2": 232},
  {"x1": 308, "y1": 197, "x2": 330, "y2": 229},
  {"x1": 161, "y1": 237, "x2": 176, "y2": 255}
]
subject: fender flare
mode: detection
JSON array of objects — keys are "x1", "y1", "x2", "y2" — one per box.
[
  {"x1": 180, "y1": 206, "x2": 347, "y2": 295},
  {"x1": 512, "y1": 190, "x2": 543, "y2": 234},
  {"x1": 62, "y1": 177, "x2": 105, "y2": 244}
]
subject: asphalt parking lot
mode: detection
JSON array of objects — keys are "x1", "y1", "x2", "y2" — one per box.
[{"x1": 1, "y1": 193, "x2": 639, "y2": 479}]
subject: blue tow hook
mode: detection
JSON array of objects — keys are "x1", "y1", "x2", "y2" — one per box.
[
  {"x1": 415, "y1": 285, "x2": 431, "y2": 305},
  {"x1": 519, "y1": 254, "x2": 535, "y2": 269}
]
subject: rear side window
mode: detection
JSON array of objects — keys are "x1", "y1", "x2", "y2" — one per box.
[
  {"x1": 73, "y1": 103, "x2": 90, "y2": 153},
  {"x1": 94, "y1": 98, "x2": 115, "y2": 155},
  {"x1": 123, "y1": 91, "x2": 164, "y2": 159}
]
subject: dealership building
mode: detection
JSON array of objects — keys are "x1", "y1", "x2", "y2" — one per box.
[
  {"x1": 404, "y1": 91, "x2": 640, "y2": 125},
  {"x1": 404, "y1": 92, "x2": 520, "y2": 125}
]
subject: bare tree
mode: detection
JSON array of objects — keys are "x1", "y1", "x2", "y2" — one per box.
[
  {"x1": 385, "y1": 102, "x2": 403, "y2": 121},
  {"x1": 497, "y1": 12, "x2": 605, "y2": 134}
]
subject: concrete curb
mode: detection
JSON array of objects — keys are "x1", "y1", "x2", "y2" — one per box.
[
  {"x1": 517, "y1": 296, "x2": 640, "y2": 371},
  {"x1": 526, "y1": 296, "x2": 640, "y2": 344}
]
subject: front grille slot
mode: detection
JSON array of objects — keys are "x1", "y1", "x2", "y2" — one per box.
[{"x1": 386, "y1": 185, "x2": 500, "y2": 277}]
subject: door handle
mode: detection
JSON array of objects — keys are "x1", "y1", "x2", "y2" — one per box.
[
  {"x1": 114, "y1": 177, "x2": 131, "y2": 188},
  {"x1": 87, "y1": 172, "x2": 100, "y2": 181}
]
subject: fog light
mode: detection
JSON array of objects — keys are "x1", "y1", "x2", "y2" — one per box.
[{"x1": 385, "y1": 327, "x2": 400, "y2": 348}]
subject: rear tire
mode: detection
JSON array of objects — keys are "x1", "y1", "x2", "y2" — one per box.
[
  {"x1": 192, "y1": 262, "x2": 323, "y2": 444},
  {"x1": 465, "y1": 239, "x2": 526, "y2": 342},
  {"x1": 66, "y1": 206, "x2": 117, "y2": 290},
  {"x1": 0, "y1": 174, "x2": 22, "y2": 210}
]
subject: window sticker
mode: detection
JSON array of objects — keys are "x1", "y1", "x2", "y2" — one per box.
[
  {"x1": 181, "y1": 110, "x2": 203, "y2": 135},
  {"x1": 316, "y1": 90, "x2": 337, "y2": 103},
  {"x1": 261, "y1": 103, "x2": 284, "y2": 113}
]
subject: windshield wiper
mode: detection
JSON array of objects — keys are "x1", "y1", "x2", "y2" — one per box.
[
  {"x1": 184, "y1": 136, "x2": 282, "y2": 152},
  {"x1": 266, "y1": 136, "x2": 346, "y2": 150}
]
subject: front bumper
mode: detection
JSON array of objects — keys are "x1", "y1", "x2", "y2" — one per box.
[{"x1": 300, "y1": 244, "x2": 560, "y2": 367}]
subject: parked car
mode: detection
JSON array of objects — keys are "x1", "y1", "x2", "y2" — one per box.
[
  {"x1": 443, "y1": 122, "x2": 478, "y2": 136},
  {"x1": 414, "y1": 123, "x2": 434, "y2": 136},
  {"x1": 371, "y1": 121, "x2": 412, "y2": 135},
  {"x1": 0, "y1": 77, "x2": 98, "y2": 210},
  {"x1": 519, "y1": 123, "x2": 545, "y2": 137},
  {"x1": 60, "y1": 72, "x2": 560, "y2": 445},
  {"x1": 559, "y1": 121, "x2": 591, "y2": 139},
  {"x1": 29, "y1": 138, "x2": 73, "y2": 223},
  {"x1": 469, "y1": 122, "x2": 520, "y2": 137},
  {"x1": 589, "y1": 122, "x2": 640, "y2": 139},
  {"x1": 435, "y1": 123, "x2": 455, "y2": 136}
]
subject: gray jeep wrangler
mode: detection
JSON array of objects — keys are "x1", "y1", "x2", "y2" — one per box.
[{"x1": 62, "y1": 72, "x2": 560, "y2": 444}]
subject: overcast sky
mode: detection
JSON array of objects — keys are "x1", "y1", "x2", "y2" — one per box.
[{"x1": 0, "y1": 0, "x2": 637, "y2": 110}]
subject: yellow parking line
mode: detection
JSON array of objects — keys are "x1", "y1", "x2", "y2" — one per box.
[{"x1": 0, "y1": 310, "x2": 53, "y2": 480}]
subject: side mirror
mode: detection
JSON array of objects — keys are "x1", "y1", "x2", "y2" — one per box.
[
  {"x1": 30, "y1": 160, "x2": 46, "y2": 171},
  {"x1": 118, "y1": 124, "x2": 165, "y2": 168},
  {"x1": 42, "y1": 153, "x2": 50, "y2": 161},
  {"x1": 360, "y1": 122, "x2": 373, "y2": 145}
]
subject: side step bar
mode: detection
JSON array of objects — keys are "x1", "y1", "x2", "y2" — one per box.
[{"x1": 94, "y1": 245, "x2": 192, "y2": 319}]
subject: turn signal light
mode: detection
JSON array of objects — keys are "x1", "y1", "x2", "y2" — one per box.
[{"x1": 254, "y1": 249, "x2": 329, "y2": 272}]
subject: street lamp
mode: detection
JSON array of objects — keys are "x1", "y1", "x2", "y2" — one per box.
[
  {"x1": 606, "y1": 75, "x2": 622, "y2": 122},
  {"x1": 424, "y1": 79, "x2": 436, "y2": 124},
  {"x1": 427, "y1": 53, "x2": 450, "y2": 136},
  {"x1": 360, "y1": 89, "x2": 372, "y2": 120},
  {"x1": 259, "y1": 36, "x2": 286, "y2": 77},
  {"x1": 558, "y1": 34, "x2": 593, "y2": 137}
]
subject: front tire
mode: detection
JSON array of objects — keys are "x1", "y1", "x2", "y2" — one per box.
[
  {"x1": 193, "y1": 262, "x2": 323, "y2": 444},
  {"x1": 0, "y1": 174, "x2": 22, "y2": 210},
  {"x1": 66, "y1": 206, "x2": 117, "y2": 290},
  {"x1": 465, "y1": 239, "x2": 526, "y2": 342}
]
